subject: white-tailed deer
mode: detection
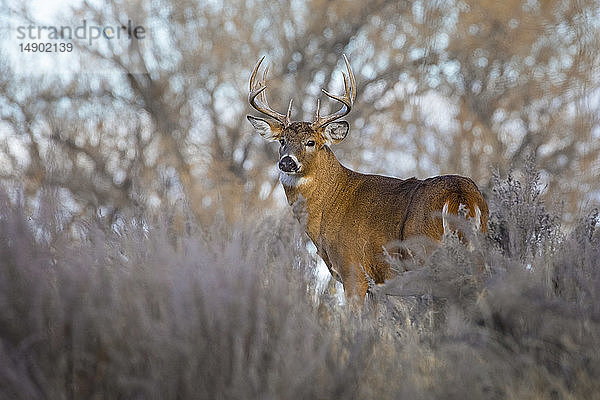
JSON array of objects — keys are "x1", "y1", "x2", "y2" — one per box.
[{"x1": 247, "y1": 55, "x2": 489, "y2": 300}]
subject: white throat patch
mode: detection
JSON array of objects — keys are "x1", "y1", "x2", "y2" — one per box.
[{"x1": 279, "y1": 172, "x2": 312, "y2": 188}]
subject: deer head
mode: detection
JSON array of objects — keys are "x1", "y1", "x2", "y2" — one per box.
[{"x1": 247, "y1": 55, "x2": 356, "y2": 176}]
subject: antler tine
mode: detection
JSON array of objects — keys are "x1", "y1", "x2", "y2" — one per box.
[
  {"x1": 341, "y1": 71, "x2": 349, "y2": 98},
  {"x1": 260, "y1": 65, "x2": 269, "y2": 105},
  {"x1": 248, "y1": 57, "x2": 289, "y2": 125},
  {"x1": 249, "y1": 55, "x2": 265, "y2": 92},
  {"x1": 344, "y1": 53, "x2": 357, "y2": 103},
  {"x1": 312, "y1": 54, "x2": 356, "y2": 129},
  {"x1": 286, "y1": 99, "x2": 293, "y2": 126}
]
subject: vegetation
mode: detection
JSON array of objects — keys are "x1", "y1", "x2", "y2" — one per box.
[
  {"x1": 1, "y1": 167, "x2": 599, "y2": 399},
  {"x1": 1, "y1": 0, "x2": 599, "y2": 398},
  {"x1": 2, "y1": 0, "x2": 598, "y2": 224}
]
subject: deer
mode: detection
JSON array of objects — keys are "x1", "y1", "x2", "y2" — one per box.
[{"x1": 247, "y1": 55, "x2": 489, "y2": 301}]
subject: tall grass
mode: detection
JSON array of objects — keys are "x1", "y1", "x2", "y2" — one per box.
[{"x1": 1, "y1": 168, "x2": 599, "y2": 399}]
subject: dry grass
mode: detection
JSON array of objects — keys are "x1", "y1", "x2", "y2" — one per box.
[{"x1": 1, "y1": 167, "x2": 599, "y2": 399}]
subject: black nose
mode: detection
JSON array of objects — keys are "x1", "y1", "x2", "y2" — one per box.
[{"x1": 279, "y1": 156, "x2": 298, "y2": 173}]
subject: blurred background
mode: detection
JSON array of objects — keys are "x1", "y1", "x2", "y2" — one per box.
[
  {"x1": 1, "y1": 0, "x2": 599, "y2": 227},
  {"x1": 2, "y1": 3, "x2": 600, "y2": 397}
]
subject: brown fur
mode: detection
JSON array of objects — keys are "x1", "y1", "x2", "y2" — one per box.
[
  {"x1": 265, "y1": 122, "x2": 489, "y2": 300},
  {"x1": 247, "y1": 53, "x2": 487, "y2": 301}
]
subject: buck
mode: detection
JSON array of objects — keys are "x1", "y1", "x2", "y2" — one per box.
[{"x1": 247, "y1": 55, "x2": 489, "y2": 300}]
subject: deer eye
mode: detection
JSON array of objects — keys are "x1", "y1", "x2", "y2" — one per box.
[
  {"x1": 279, "y1": 138, "x2": 285, "y2": 145},
  {"x1": 305, "y1": 140, "x2": 315, "y2": 147}
]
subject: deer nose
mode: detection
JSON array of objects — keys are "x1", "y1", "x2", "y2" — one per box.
[{"x1": 279, "y1": 155, "x2": 298, "y2": 173}]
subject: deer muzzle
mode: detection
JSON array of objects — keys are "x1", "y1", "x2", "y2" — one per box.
[{"x1": 278, "y1": 155, "x2": 299, "y2": 173}]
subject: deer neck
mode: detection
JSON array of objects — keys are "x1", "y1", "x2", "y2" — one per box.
[{"x1": 280, "y1": 146, "x2": 347, "y2": 241}]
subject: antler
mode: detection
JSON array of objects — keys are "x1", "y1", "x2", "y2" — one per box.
[
  {"x1": 249, "y1": 56, "x2": 292, "y2": 126},
  {"x1": 312, "y1": 54, "x2": 356, "y2": 129}
]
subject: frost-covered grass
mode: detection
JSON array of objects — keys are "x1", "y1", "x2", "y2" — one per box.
[{"x1": 1, "y1": 168, "x2": 599, "y2": 399}]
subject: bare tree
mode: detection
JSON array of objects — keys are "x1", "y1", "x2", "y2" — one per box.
[{"x1": 1, "y1": 0, "x2": 598, "y2": 225}]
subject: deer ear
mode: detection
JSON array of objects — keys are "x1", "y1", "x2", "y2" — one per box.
[
  {"x1": 323, "y1": 121, "x2": 349, "y2": 145},
  {"x1": 247, "y1": 116, "x2": 283, "y2": 141}
]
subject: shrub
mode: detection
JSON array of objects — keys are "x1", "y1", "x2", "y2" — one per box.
[{"x1": 1, "y1": 167, "x2": 599, "y2": 399}]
